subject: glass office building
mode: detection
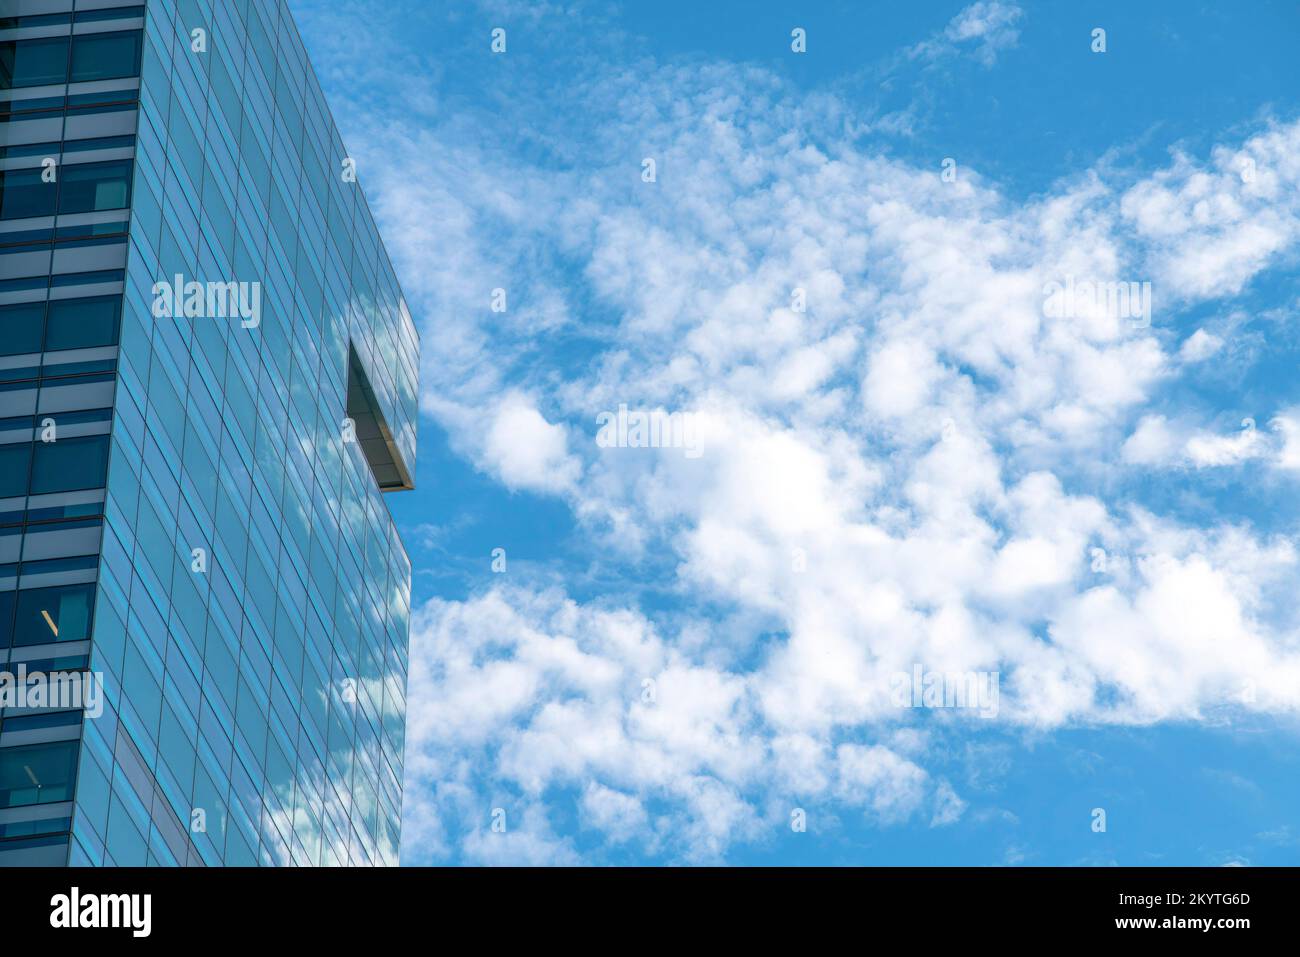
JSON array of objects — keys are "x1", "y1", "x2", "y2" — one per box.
[{"x1": 1, "y1": 0, "x2": 418, "y2": 866}]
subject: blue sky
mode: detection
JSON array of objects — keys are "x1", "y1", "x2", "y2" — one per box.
[{"x1": 289, "y1": 0, "x2": 1300, "y2": 865}]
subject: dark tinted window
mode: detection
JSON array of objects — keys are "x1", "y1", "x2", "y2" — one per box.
[
  {"x1": 44, "y1": 297, "x2": 119, "y2": 351},
  {"x1": 0, "y1": 38, "x2": 69, "y2": 90},
  {"x1": 69, "y1": 31, "x2": 141, "y2": 83},
  {"x1": 0, "y1": 588, "x2": 13, "y2": 647},
  {"x1": 12, "y1": 581, "x2": 95, "y2": 645},
  {"x1": 0, "y1": 741, "x2": 79, "y2": 808},
  {"x1": 57, "y1": 161, "x2": 132, "y2": 214},
  {"x1": 29, "y1": 433, "x2": 109, "y2": 494},
  {"x1": 0, "y1": 443, "x2": 32, "y2": 497},
  {"x1": 0, "y1": 168, "x2": 58, "y2": 220},
  {"x1": 0, "y1": 302, "x2": 45, "y2": 356}
]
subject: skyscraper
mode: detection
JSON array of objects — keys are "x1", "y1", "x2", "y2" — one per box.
[{"x1": 1, "y1": 0, "x2": 418, "y2": 866}]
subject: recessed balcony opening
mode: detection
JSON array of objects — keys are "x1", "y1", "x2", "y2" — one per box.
[{"x1": 346, "y1": 343, "x2": 414, "y2": 492}]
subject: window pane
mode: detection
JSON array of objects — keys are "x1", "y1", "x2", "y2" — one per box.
[
  {"x1": 0, "y1": 38, "x2": 69, "y2": 90},
  {"x1": 0, "y1": 302, "x2": 45, "y2": 356},
  {"x1": 69, "y1": 31, "x2": 140, "y2": 83},
  {"x1": 0, "y1": 588, "x2": 13, "y2": 647},
  {"x1": 44, "y1": 297, "x2": 119, "y2": 351},
  {"x1": 0, "y1": 168, "x2": 58, "y2": 220},
  {"x1": 0, "y1": 443, "x2": 31, "y2": 497},
  {"x1": 0, "y1": 836, "x2": 70, "y2": 866},
  {"x1": 29, "y1": 433, "x2": 109, "y2": 494},
  {"x1": 13, "y1": 581, "x2": 95, "y2": 645},
  {"x1": 0, "y1": 741, "x2": 79, "y2": 808},
  {"x1": 56, "y1": 160, "x2": 133, "y2": 214}
]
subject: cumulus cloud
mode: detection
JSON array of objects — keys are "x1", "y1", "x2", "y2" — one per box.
[
  {"x1": 1122, "y1": 413, "x2": 1289, "y2": 469},
  {"x1": 1275, "y1": 411, "x2": 1300, "y2": 471},
  {"x1": 480, "y1": 393, "x2": 582, "y2": 493},
  {"x1": 1179, "y1": 328, "x2": 1225, "y2": 363},
  {"x1": 400, "y1": 585, "x2": 953, "y2": 863},
  {"x1": 1121, "y1": 123, "x2": 1300, "y2": 300}
]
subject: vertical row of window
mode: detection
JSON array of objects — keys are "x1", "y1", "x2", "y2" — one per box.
[
  {"x1": 0, "y1": 24, "x2": 142, "y2": 862},
  {"x1": 0, "y1": 303, "x2": 116, "y2": 662}
]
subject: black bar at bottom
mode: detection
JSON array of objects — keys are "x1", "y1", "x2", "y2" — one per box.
[{"x1": 0, "y1": 865, "x2": 1289, "y2": 943}]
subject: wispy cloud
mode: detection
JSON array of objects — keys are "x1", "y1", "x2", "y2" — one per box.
[{"x1": 908, "y1": 1, "x2": 1025, "y2": 68}]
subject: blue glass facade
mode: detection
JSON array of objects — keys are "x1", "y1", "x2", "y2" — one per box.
[{"x1": 0, "y1": 0, "x2": 418, "y2": 866}]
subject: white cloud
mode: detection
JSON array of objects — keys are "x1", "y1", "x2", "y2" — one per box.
[
  {"x1": 910, "y1": 1, "x2": 1025, "y2": 67},
  {"x1": 1179, "y1": 328, "x2": 1225, "y2": 362},
  {"x1": 1275, "y1": 411, "x2": 1300, "y2": 471},
  {"x1": 1121, "y1": 123, "x2": 1300, "y2": 300},
  {"x1": 834, "y1": 745, "x2": 929, "y2": 823},
  {"x1": 1122, "y1": 414, "x2": 1279, "y2": 469},
  {"x1": 481, "y1": 393, "x2": 582, "y2": 493},
  {"x1": 461, "y1": 805, "x2": 581, "y2": 866},
  {"x1": 1122, "y1": 414, "x2": 1180, "y2": 466},
  {"x1": 580, "y1": 783, "x2": 651, "y2": 846},
  {"x1": 930, "y1": 780, "x2": 968, "y2": 827},
  {"x1": 1184, "y1": 422, "x2": 1267, "y2": 468}
]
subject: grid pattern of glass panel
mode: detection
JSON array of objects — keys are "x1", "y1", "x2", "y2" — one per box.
[
  {"x1": 0, "y1": 0, "x2": 145, "y2": 868},
  {"x1": 0, "y1": 0, "x2": 418, "y2": 868}
]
